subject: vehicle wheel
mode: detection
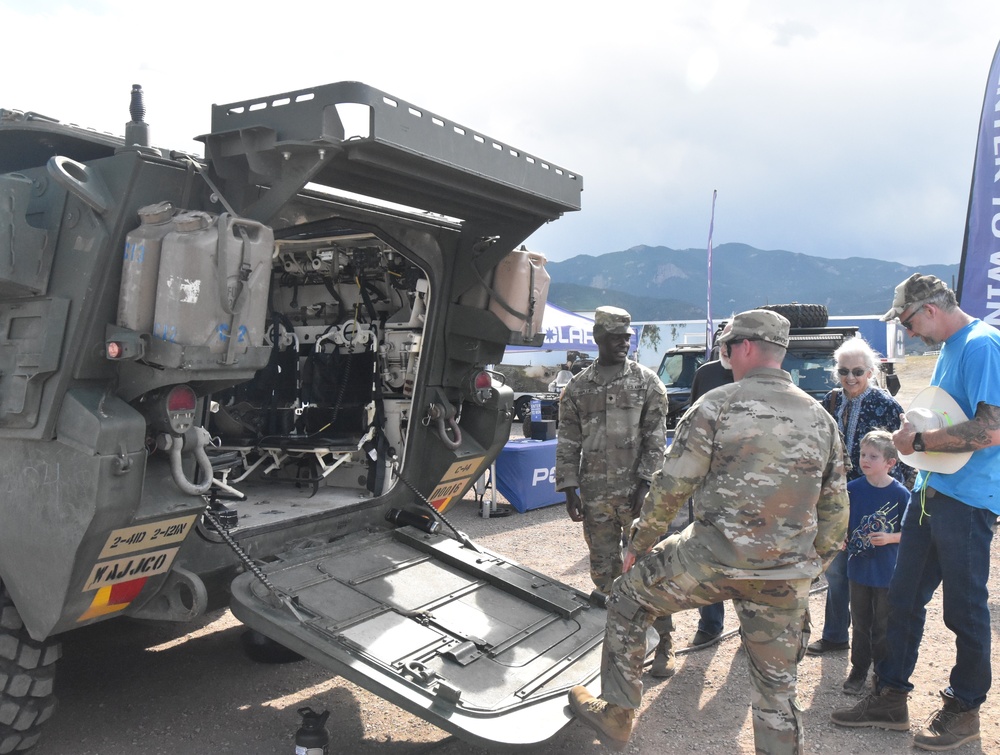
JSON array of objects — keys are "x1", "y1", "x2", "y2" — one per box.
[
  {"x1": 513, "y1": 396, "x2": 532, "y2": 422},
  {"x1": 760, "y1": 303, "x2": 828, "y2": 329},
  {"x1": 239, "y1": 628, "x2": 304, "y2": 664},
  {"x1": 0, "y1": 583, "x2": 61, "y2": 754}
]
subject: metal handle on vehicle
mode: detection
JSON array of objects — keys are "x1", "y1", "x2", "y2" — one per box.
[{"x1": 46, "y1": 155, "x2": 114, "y2": 214}]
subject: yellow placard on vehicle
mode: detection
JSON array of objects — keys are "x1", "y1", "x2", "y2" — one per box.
[
  {"x1": 98, "y1": 514, "x2": 198, "y2": 558},
  {"x1": 83, "y1": 547, "x2": 180, "y2": 591},
  {"x1": 440, "y1": 456, "x2": 484, "y2": 482},
  {"x1": 429, "y1": 478, "x2": 469, "y2": 503}
]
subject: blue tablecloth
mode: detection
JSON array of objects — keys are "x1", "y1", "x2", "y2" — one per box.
[{"x1": 495, "y1": 438, "x2": 562, "y2": 513}]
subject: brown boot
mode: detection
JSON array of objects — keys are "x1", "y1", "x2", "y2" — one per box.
[
  {"x1": 649, "y1": 631, "x2": 675, "y2": 679},
  {"x1": 830, "y1": 685, "x2": 910, "y2": 730},
  {"x1": 568, "y1": 685, "x2": 634, "y2": 751},
  {"x1": 913, "y1": 690, "x2": 980, "y2": 751}
]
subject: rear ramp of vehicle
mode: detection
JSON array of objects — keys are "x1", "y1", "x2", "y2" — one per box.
[{"x1": 230, "y1": 526, "x2": 607, "y2": 747}]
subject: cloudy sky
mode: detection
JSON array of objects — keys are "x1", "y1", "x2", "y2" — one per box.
[{"x1": 3, "y1": 1, "x2": 998, "y2": 268}]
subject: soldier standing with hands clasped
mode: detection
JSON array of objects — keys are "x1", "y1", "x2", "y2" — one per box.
[
  {"x1": 567, "y1": 309, "x2": 848, "y2": 754},
  {"x1": 555, "y1": 306, "x2": 674, "y2": 675}
]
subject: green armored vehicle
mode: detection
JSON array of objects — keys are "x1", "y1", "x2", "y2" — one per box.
[{"x1": 0, "y1": 83, "x2": 606, "y2": 752}]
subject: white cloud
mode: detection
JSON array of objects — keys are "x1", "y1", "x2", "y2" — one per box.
[{"x1": 3, "y1": 0, "x2": 998, "y2": 269}]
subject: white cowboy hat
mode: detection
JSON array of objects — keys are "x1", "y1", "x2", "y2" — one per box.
[{"x1": 898, "y1": 386, "x2": 972, "y2": 475}]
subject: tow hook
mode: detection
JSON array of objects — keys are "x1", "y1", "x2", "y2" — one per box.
[
  {"x1": 425, "y1": 402, "x2": 462, "y2": 450},
  {"x1": 163, "y1": 426, "x2": 214, "y2": 495}
]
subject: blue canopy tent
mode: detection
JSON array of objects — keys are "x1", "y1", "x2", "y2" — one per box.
[{"x1": 504, "y1": 303, "x2": 637, "y2": 361}]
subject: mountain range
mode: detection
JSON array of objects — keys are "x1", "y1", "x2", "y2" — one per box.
[{"x1": 546, "y1": 243, "x2": 960, "y2": 320}]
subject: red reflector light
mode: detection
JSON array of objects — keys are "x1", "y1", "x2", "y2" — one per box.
[
  {"x1": 167, "y1": 385, "x2": 197, "y2": 412},
  {"x1": 474, "y1": 371, "x2": 492, "y2": 390},
  {"x1": 106, "y1": 342, "x2": 122, "y2": 359}
]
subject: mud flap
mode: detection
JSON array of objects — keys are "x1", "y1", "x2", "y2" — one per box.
[{"x1": 229, "y1": 526, "x2": 606, "y2": 747}]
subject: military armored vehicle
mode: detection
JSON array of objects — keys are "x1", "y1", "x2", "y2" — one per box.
[{"x1": 0, "y1": 83, "x2": 607, "y2": 751}]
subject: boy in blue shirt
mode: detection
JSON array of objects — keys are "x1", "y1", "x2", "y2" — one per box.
[{"x1": 843, "y1": 430, "x2": 909, "y2": 695}]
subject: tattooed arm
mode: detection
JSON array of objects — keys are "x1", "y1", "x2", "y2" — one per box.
[{"x1": 893, "y1": 401, "x2": 1000, "y2": 455}]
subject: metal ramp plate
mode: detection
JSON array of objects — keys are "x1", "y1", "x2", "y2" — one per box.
[{"x1": 230, "y1": 527, "x2": 606, "y2": 747}]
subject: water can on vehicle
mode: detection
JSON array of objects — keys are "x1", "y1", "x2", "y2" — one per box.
[
  {"x1": 151, "y1": 211, "x2": 273, "y2": 352},
  {"x1": 117, "y1": 201, "x2": 175, "y2": 333},
  {"x1": 488, "y1": 248, "x2": 549, "y2": 339}
]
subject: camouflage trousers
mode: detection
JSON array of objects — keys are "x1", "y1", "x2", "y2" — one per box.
[
  {"x1": 580, "y1": 492, "x2": 633, "y2": 594},
  {"x1": 602, "y1": 529, "x2": 812, "y2": 755}
]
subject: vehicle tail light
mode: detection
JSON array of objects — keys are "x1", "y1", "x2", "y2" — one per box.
[
  {"x1": 164, "y1": 385, "x2": 197, "y2": 434},
  {"x1": 145, "y1": 385, "x2": 198, "y2": 435},
  {"x1": 167, "y1": 385, "x2": 197, "y2": 413},
  {"x1": 470, "y1": 370, "x2": 493, "y2": 405}
]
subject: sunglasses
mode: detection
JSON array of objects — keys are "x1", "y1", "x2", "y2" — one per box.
[
  {"x1": 899, "y1": 303, "x2": 926, "y2": 331},
  {"x1": 723, "y1": 337, "x2": 767, "y2": 358},
  {"x1": 837, "y1": 367, "x2": 868, "y2": 378}
]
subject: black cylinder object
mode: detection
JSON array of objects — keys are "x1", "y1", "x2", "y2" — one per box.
[
  {"x1": 385, "y1": 508, "x2": 440, "y2": 534},
  {"x1": 295, "y1": 707, "x2": 330, "y2": 754}
]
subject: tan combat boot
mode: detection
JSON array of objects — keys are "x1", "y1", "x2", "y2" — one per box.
[
  {"x1": 568, "y1": 685, "x2": 634, "y2": 751},
  {"x1": 830, "y1": 685, "x2": 910, "y2": 730},
  {"x1": 649, "y1": 631, "x2": 675, "y2": 679},
  {"x1": 913, "y1": 690, "x2": 980, "y2": 751}
]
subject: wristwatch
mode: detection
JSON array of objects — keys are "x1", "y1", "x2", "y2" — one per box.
[{"x1": 912, "y1": 432, "x2": 926, "y2": 452}]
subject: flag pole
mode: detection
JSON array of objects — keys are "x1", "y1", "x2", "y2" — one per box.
[{"x1": 705, "y1": 190, "x2": 718, "y2": 359}]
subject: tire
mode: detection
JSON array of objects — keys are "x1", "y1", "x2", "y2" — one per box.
[
  {"x1": 0, "y1": 583, "x2": 61, "y2": 754},
  {"x1": 760, "y1": 303, "x2": 828, "y2": 329},
  {"x1": 239, "y1": 628, "x2": 304, "y2": 664},
  {"x1": 513, "y1": 396, "x2": 533, "y2": 422}
]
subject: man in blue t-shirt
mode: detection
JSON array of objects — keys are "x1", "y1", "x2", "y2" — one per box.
[{"x1": 832, "y1": 273, "x2": 1000, "y2": 751}]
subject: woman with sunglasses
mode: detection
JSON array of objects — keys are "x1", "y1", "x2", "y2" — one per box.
[{"x1": 807, "y1": 336, "x2": 908, "y2": 658}]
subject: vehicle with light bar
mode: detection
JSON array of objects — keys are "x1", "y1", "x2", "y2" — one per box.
[{"x1": 0, "y1": 83, "x2": 599, "y2": 751}]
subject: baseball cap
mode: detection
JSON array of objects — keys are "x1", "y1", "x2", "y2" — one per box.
[
  {"x1": 881, "y1": 273, "x2": 950, "y2": 322},
  {"x1": 593, "y1": 306, "x2": 634, "y2": 336},
  {"x1": 717, "y1": 309, "x2": 790, "y2": 348}
]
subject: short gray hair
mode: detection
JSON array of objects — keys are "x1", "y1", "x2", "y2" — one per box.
[
  {"x1": 923, "y1": 288, "x2": 959, "y2": 312},
  {"x1": 832, "y1": 336, "x2": 880, "y2": 375},
  {"x1": 757, "y1": 340, "x2": 787, "y2": 362}
]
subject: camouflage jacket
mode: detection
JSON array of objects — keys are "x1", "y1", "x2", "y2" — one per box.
[
  {"x1": 555, "y1": 359, "x2": 667, "y2": 496},
  {"x1": 631, "y1": 367, "x2": 848, "y2": 579}
]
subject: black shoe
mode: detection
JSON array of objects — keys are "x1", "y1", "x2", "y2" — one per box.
[
  {"x1": 842, "y1": 667, "x2": 869, "y2": 696},
  {"x1": 807, "y1": 638, "x2": 849, "y2": 655},
  {"x1": 690, "y1": 629, "x2": 723, "y2": 649}
]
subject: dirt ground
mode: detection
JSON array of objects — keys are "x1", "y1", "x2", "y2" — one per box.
[{"x1": 32, "y1": 356, "x2": 1000, "y2": 754}]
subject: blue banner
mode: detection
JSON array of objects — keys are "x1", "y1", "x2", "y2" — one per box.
[{"x1": 958, "y1": 39, "x2": 1000, "y2": 327}]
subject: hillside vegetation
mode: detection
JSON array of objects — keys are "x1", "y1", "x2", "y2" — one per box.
[{"x1": 547, "y1": 243, "x2": 959, "y2": 320}]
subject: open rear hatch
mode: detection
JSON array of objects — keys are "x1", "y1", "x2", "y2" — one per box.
[{"x1": 230, "y1": 526, "x2": 606, "y2": 747}]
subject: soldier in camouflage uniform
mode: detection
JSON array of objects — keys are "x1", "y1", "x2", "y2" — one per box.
[
  {"x1": 555, "y1": 306, "x2": 674, "y2": 675},
  {"x1": 569, "y1": 309, "x2": 848, "y2": 754}
]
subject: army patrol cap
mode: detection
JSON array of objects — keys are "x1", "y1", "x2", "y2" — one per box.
[
  {"x1": 717, "y1": 309, "x2": 790, "y2": 348},
  {"x1": 593, "y1": 306, "x2": 634, "y2": 337},
  {"x1": 881, "y1": 273, "x2": 950, "y2": 322}
]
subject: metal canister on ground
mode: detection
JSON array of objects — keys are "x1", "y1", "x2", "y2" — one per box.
[{"x1": 294, "y1": 707, "x2": 329, "y2": 755}]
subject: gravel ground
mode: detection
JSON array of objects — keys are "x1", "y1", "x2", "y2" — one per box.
[{"x1": 32, "y1": 356, "x2": 1000, "y2": 754}]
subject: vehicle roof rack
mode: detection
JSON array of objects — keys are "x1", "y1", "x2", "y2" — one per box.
[{"x1": 201, "y1": 81, "x2": 582, "y2": 225}]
